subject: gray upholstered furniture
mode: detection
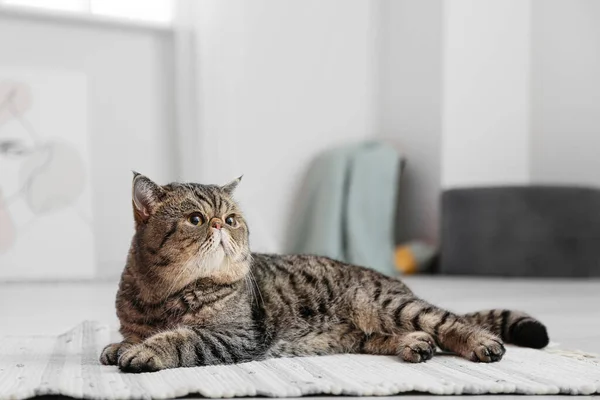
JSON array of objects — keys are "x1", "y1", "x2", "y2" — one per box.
[{"x1": 440, "y1": 186, "x2": 600, "y2": 277}]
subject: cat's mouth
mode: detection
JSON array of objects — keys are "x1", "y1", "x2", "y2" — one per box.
[
  {"x1": 211, "y1": 230, "x2": 237, "y2": 257},
  {"x1": 215, "y1": 232, "x2": 231, "y2": 253}
]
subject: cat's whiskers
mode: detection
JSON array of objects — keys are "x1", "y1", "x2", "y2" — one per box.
[
  {"x1": 243, "y1": 273, "x2": 256, "y2": 308},
  {"x1": 223, "y1": 238, "x2": 260, "y2": 307},
  {"x1": 163, "y1": 264, "x2": 189, "y2": 301},
  {"x1": 248, "y1": 267, "x2": 264, "y2": 308},
  {"x1": 225, "y1": 237, "x2": 259, "y2": 305},
  {"x1": 162, "y1": 246, "x2": 199, "y2": 300},
  {"x1": 157, "y1": 258, "x2": 200, "y2": 319}
]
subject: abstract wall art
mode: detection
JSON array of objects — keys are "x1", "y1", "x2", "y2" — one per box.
[{"x1": 0, "y1": 69, "x2": 95, "y2": 280}]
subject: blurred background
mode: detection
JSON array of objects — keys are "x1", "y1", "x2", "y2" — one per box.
[{"x1": 0, "y1": 0, "x2": 599, "y2": 347}]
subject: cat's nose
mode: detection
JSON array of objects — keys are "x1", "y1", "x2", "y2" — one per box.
[{"x1": 210, "y1": 218, "x2": 223, "y2": 230}]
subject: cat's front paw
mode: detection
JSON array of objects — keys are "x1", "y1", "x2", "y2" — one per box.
[
  {"x1": 468, "y1": 334, "x2": 505, "y2": 362},
  {"x1": 399, "y1": 331, "x2": 436, "y2": 363},
  {"x1": 100, "y1": 342, "x2": 132, "y2": 366},
  {"x1": 118, "y1": 343, "x2": 166, "y2": 373}
]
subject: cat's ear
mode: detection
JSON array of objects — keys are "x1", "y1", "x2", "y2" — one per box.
[
  {"x1": 132, "y1": 172, "x2": 164, "y2": 224},
  {"x1": 221, "y1": 175, "x2": 243, "y2": 195}
]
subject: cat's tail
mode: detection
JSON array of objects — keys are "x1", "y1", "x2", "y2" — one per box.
[{"x1": 462, "y1": 309, "x2": 550, "y2": 349}]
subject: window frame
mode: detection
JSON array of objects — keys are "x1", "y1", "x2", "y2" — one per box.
[{"x1": 0, "y1": 0, "x2": 174, "y2": 31}]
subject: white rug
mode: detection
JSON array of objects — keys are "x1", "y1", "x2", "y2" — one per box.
[{"x1": 1, "y1": 322, "x2": 599, "y2": 399}]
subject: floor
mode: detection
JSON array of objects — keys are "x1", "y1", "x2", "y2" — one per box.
[{"x1": 1, "y1": 276, "x2": 599, "y2": 399}]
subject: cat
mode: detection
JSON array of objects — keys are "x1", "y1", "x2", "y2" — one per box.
[{"x1": 100, "y1": 173, "x2": 549, "y2": 373}]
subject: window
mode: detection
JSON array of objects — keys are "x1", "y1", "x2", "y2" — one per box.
[{"x1": 0, "y1": 0, "x2": 174, "y2": 26}]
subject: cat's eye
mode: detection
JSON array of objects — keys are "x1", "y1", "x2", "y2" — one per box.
[
  {"x1": 225, "y1": 215, "x2": 235, "y2": 226},
  {"x1": 188, "y1": 213, "x2": 204, "y2": 226}
]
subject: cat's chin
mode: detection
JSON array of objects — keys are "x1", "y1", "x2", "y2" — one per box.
[
  {"x1": 185, "y1": 248, "x2": 249, "y2": 285},
  {"x1": 208, "y1": 256, "x2": 251, "y2": 285}
]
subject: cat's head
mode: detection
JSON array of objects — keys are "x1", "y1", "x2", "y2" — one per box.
[{"x1": 130, "y1": 173, "x2": 251, "y2": 288}]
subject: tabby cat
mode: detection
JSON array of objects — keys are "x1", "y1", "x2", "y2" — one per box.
[{"x1": 100, "y1": 173, "x2": 549, "y2": 373}]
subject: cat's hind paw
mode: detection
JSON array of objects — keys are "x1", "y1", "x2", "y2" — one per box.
[
  {"x1": 399, "y1": 331, "x2": 436, "y2": 363},
  {"x1": 469, "y1": 335, "x2": 505, "y2": 362}
]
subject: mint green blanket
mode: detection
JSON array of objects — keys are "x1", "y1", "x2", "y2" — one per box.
[{"x1": 287, "y1": 141, "x2": 402, "y2": 276}]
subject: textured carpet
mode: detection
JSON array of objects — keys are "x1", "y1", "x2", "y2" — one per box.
[{"x1": 1, "y1": 322, "x2": 599, "y2": 399}]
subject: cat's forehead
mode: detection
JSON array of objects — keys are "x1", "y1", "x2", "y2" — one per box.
[{"x1": 164, "y1": 182, "x2": 239, "y2": 214}]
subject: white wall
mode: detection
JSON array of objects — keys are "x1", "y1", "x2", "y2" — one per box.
[
  {"x1": 531, "y1": 0, "x2": 600, "y2": 187},
  {"x1": 188, "y1": 0, "x2": 379, "y2": 252},
  {"x1": 439, "y1": 0, "x2": 600, "y2": 191},
  {"x1": 441, "y1": 0, "x2": 531, "y2": 189},
  {"x1": 0, "y1": 13, "x2": 177, "y2": 278},
  {"x1": 378, "y1": 0, "x2": 443, "y2": 243},
  {"x1": 378, "y1": 0, "x2": 533, "y2": 242}
]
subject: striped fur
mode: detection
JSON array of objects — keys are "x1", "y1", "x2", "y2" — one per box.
[{"x1": 100, "y1": 175, "x2": 549, "y2": 373}]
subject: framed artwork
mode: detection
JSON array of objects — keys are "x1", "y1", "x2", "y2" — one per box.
[{"x1": 0, "y1": 69, "x2": 95, "y2": 280}]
